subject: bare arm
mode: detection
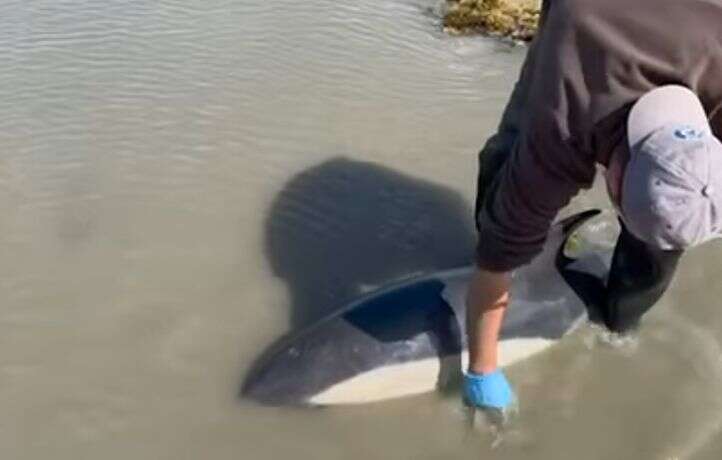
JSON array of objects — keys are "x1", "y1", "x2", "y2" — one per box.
[{"x1": 465, "y1": 268, "x2": 511, "y2": 374}]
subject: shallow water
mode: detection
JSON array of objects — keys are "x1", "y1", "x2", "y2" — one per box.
[{"x1": 2, "y1": 1, "x2": 722, "y2": 459}]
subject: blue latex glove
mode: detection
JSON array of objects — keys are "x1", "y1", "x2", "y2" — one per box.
[{"x1": 463, "y1": 369, "x2": 515, "y2": 411}]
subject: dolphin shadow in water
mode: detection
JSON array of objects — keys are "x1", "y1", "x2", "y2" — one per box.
[{"x1": 263, "y1": 157, "x2": 477, "y2": 330}]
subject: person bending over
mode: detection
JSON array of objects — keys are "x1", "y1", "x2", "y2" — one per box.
[{"x1": 465, "y1": 0, "x2": 722, "y2": 412}]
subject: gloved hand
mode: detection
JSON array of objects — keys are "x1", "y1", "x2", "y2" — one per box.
[{"x1": 463, "y1": 369, "x2": 516, "y2": 411}]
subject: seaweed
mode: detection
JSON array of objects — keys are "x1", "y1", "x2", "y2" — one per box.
[{"x1": 443, "y1": 0, "x2": 540, "y2": 42}]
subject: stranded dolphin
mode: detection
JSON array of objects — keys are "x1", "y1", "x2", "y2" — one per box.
[{"x1": 242, "y1": 209, "x2": 616, "y2": 406}]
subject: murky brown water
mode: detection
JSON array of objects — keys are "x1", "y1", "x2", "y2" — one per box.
[{"x1": 2, "y1": 1, "x2": 722, "y2": 458}]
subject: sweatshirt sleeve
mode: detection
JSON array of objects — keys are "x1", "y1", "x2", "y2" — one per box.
[
  {"x1": 474, "y1": 0, "x2": 603, "y2": 272},
  {"x1": 475, "y1": 122, "x2": 589, "y2": 272},
  {"x1": 474, "y1": 0, "x2": 554, "y2": 226}
]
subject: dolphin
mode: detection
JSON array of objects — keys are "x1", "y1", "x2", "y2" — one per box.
[{"x1": 242, "y1": 209, "x2": 616, "y2": 406}]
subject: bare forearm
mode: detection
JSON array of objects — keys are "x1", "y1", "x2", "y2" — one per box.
[{"x1": 466, "y1": 269, "x2": 511, "y2": 374}]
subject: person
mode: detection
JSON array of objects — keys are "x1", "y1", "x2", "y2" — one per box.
[{"x1": 464, "y1": 0, "x2": 722, "y2": 413}]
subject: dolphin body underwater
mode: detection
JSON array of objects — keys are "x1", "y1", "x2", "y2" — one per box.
[{"x1": 243, "y1": 209, "x2": 617, "y2": 406}]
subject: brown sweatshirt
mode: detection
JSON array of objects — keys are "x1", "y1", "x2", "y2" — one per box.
[{"x1": 476, "y1": 0, "x2": 722, "y2": 271}]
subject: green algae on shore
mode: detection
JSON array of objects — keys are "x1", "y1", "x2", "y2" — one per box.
[{"x1": 444, "y1": 0, "x2": 541, "y2": 41}]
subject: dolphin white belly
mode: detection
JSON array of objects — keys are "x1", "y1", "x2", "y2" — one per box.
[{"x1": 307, "y1": 338, "x2": 554, "y2": 405}]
